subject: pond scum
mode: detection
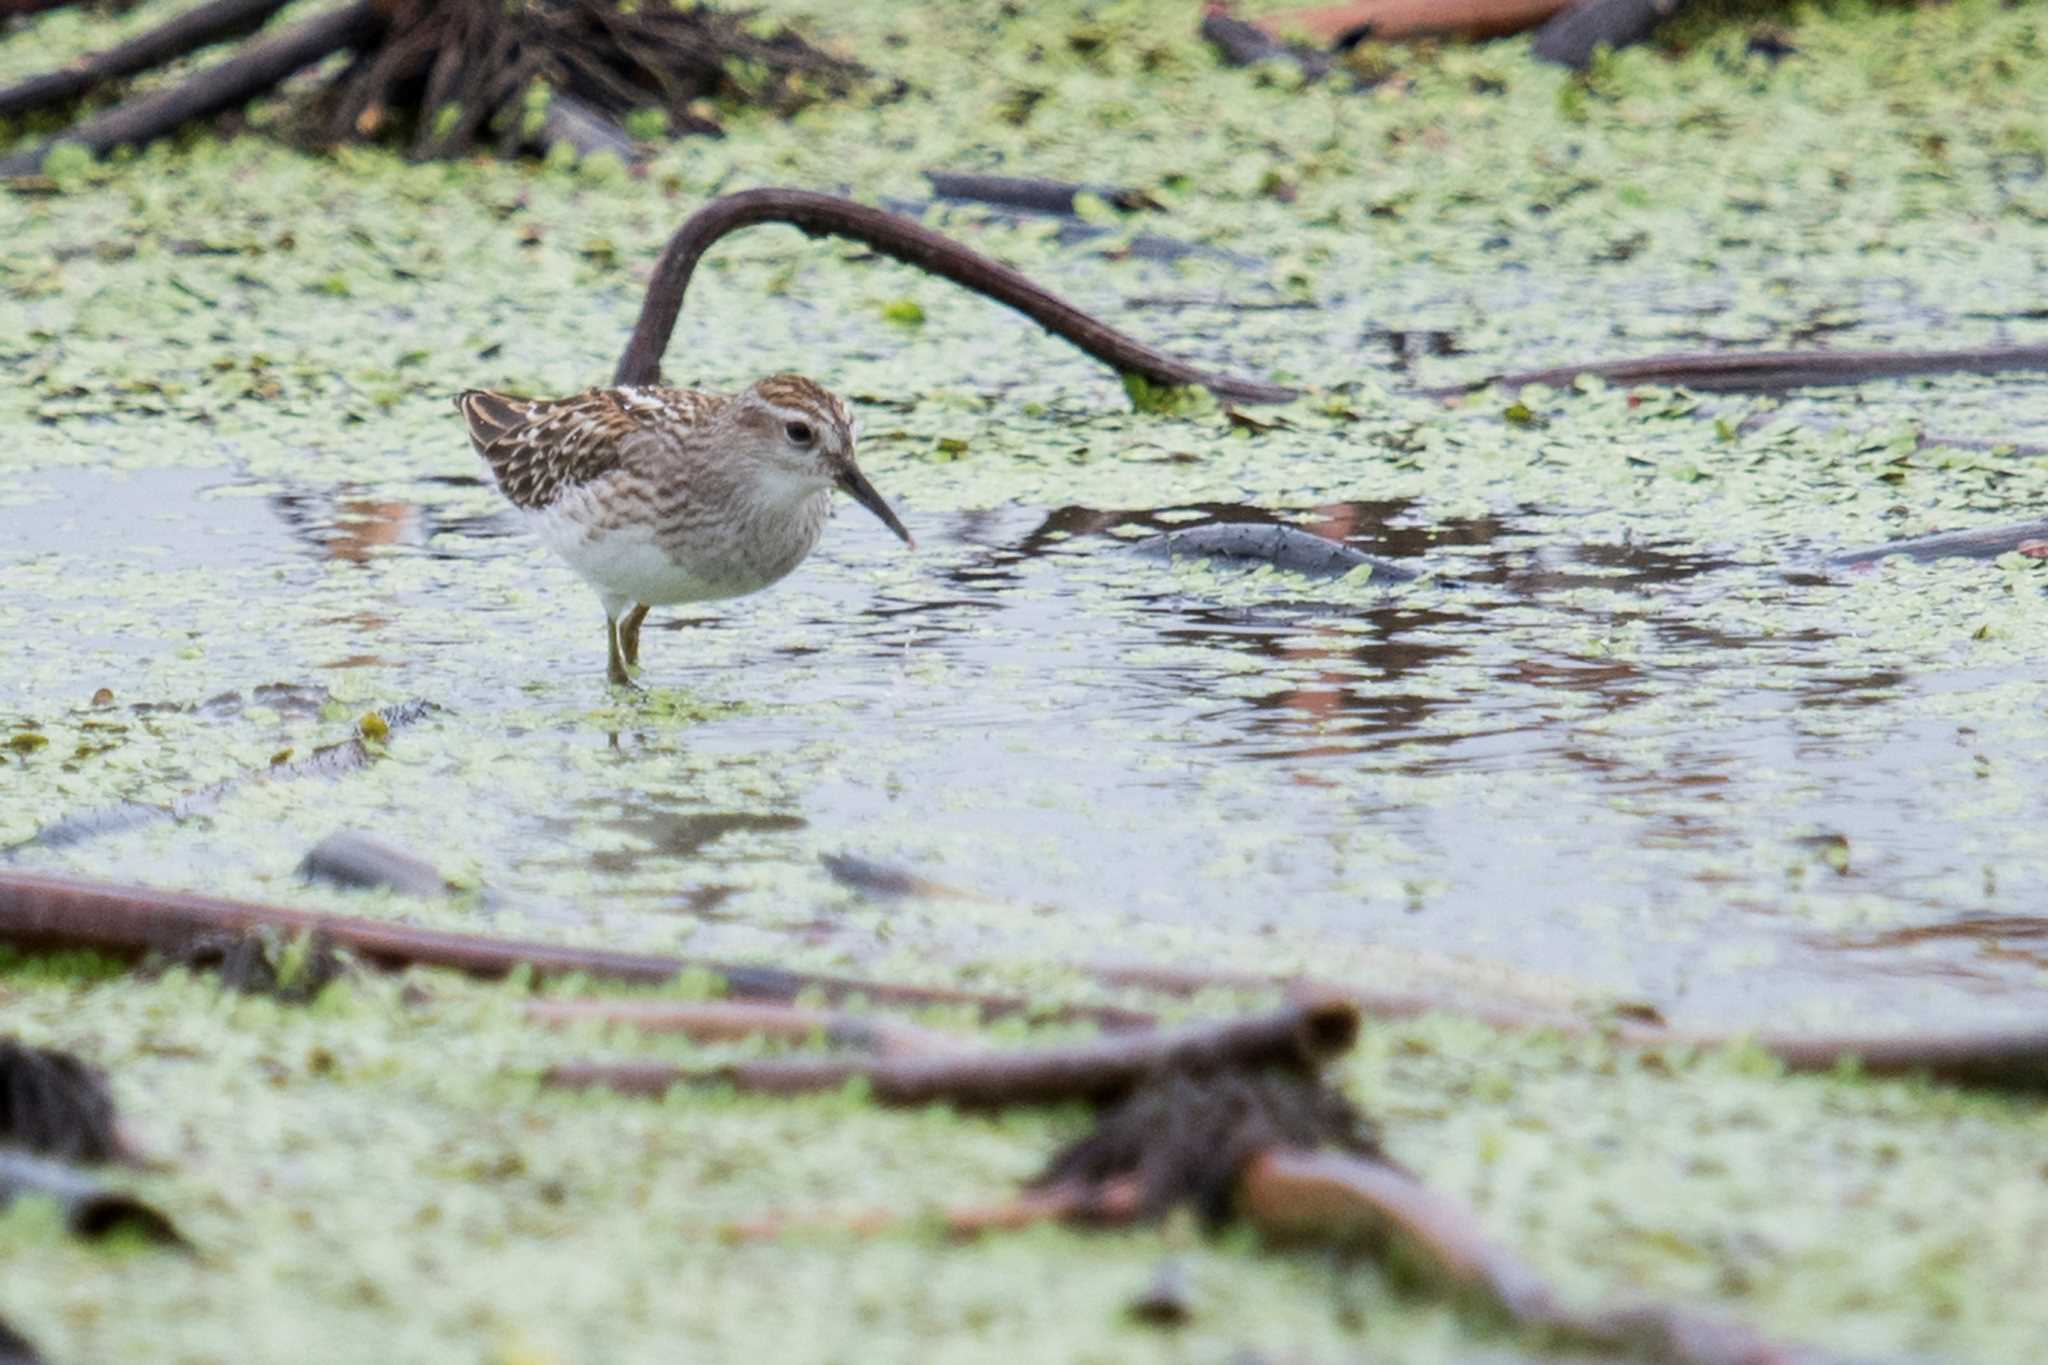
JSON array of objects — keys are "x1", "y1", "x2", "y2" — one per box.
[{"x1": 3, "y1": 0, "x2": 2048, "y2": 1361}]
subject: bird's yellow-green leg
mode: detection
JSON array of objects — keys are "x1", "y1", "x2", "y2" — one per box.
[
  {"x1": 606, "y1": 615, "x2": 637, "y2": 689},
  {"x1": 619, "y1": 603, "x2": 651, "y2": 670}
]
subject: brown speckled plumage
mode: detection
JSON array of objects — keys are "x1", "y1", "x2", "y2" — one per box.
[{"x1": 455, "y1": 374, "x2": 910, "y2": 687}]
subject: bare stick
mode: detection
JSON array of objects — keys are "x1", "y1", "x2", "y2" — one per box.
[
  {"x1": 0, "y1": 870, "x2": 1151, "y2": 1026},
  {"x1": 0, "y1": 0, "x2": 292, "y2": 121},
  {"x1": 543, "y1": 997, "x2": 1360, "y2": 1107},
  {"x1": 524, "y1": 998, "x2": 968, "y2": 1058},
  {"x1": 1417, "y1": 344, "x2": 2048, "y2": 397},
  {"x1": 612, "y1": 187, "x2": 1298, "y2": 404},
  {"x1": 0, "y1": 2, "x2": 384, "y2": 177}
]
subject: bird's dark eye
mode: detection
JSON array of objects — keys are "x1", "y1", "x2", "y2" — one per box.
[{"x1": 785, "y1": 420, "x2": 814, "y2": 445}]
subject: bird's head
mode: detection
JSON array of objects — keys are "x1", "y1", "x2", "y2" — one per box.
[{"x1": 728, "y1": 375, "x2": 914, "y2": 548}]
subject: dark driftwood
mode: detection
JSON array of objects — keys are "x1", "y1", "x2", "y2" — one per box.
[
  {"x1": 0, "y1": 0, "x2": 291, "y2": 121},
  {"x1": 0, "y1": 870, "x2": 1152, "y2": 1026},
  {"x1": 0, "y1": 2, "x2": 385, "y2": 178},
  {"x1": 1532, "y1": 0, "x2": 1691, "y2": 68},
  {"x1": 297, "y1": 829, "x2": 451, "y2": 897},
  {"x1": 1828, "y1": 516, "x2": 2048, "y2": 569},
  {"x1": 543, "y1": 998, "x2": 1360, "y2": 1106},
  {"x1": 923, "y1": 171, "x2": 1159, "y2": 217},
  {"x1": 1419, "y1": 344, "x2": 2048, "y2": 397},
  {"x1": 1130, "y1": 524, "x2": 1418, "y2": 581},
  {"x1": 612, "y1": 188, "x2": 1299, "y2": 404}
]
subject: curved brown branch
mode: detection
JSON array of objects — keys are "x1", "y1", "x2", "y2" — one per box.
[
  {"x1": 0, "y1": 0, "x2": 292, "y2": 122},
  {"x1": 1419, "y1": 344, "x2": 2048, "y2": 397},
  {"x1": 613, "y1": 187, "x2": 1300, "y2": 404}
]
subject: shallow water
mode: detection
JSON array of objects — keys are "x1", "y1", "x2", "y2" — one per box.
[{"x1": 7, "y1": 451, "x2": 2045, "y2": 1032}]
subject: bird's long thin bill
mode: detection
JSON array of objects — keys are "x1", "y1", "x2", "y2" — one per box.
[{"x1": 838, "y1": 467, "x2": 916, "y2": 548}]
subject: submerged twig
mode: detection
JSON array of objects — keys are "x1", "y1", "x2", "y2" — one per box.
[
  {"x1": 613, "y1": 188, "x2": 1298, "y2": 404},
  {"x1": 0, "y1": 870, "x2": 1150, "y2": 1026},
  {"x1": 543, "y1": 998, "x2": 1359, "y2": 1106},
  {"x1": 924, "y1": 171, "x2": 1162, "y2": 217},
  {"x1": 297, "y1": 829, "x2": 453, "y2": 898},
  {"x1": 1418, "y1": 344, "x2": 2048, "y2": 397},
  {"x1": 17, "y1": 698, "x2": 439, "y2": 851},
  {"x1": 1130, "y1": 524, "x2": 1418, "y2": 581},
  {"x1": 1827, "y1": 516, "x2": 2048, "y2": 570},
  {"x1": 525, "y1": 998, "x2": 967, "y2": 1058}
]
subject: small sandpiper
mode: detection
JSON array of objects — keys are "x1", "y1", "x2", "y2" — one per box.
[{"x1": 457, "y1": 374, "x2": 913, "y2": 686}]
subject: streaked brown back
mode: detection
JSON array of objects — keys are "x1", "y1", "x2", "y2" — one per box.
[{"x1": 456, "y1": 386, "x2": 722, "y2": 511}]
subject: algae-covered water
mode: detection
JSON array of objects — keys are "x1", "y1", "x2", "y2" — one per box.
[{"x1": 3, "y1": 0, "x2": 2047, "y2": 1361}]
